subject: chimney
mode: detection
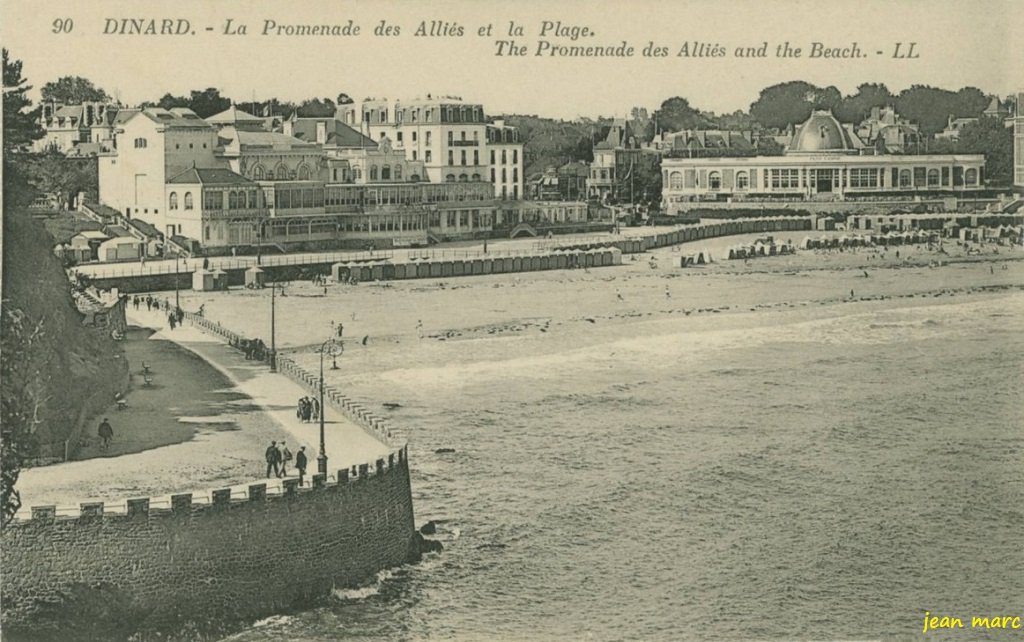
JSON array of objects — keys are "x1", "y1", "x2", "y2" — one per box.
[
  {"x1": 316, "y1": 121, "x2": 327, "y2": 145},
  {"x1": 283, "y1": 119, "x2": 294, "y2": 137}
]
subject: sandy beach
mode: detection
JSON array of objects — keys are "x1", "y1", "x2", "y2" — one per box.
[{"x1": 174, "y1": 234, "x2": 1024, "y2": 381}]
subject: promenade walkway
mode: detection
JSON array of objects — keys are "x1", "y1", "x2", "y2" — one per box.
[{"x1": 13, "y1": 307, "x2": 391, "y2": 519}]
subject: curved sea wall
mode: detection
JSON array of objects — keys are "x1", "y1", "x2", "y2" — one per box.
[{"x1": 1, "y1": 318, "x2": 420, "y2": 642}]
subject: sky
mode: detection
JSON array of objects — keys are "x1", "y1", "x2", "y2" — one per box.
[{"x1": 1, "y1": 0, "x2": 1021, "y2": 120}]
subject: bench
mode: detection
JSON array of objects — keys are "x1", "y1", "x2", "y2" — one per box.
[{"x1": 143, "y1": 375, "x2": 153, "y2": 387}]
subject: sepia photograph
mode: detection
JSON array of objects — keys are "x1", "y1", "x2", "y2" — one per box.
[{"x1": 1, "y1": 0, "x2": 1022, "y2": 640}]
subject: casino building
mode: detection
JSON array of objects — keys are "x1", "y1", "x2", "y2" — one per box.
[{"x1": 661, "y1": 111, "x2": 986, "y2": 215}]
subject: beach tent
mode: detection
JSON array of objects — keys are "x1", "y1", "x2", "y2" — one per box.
[{"x1": 244, "y1": 266, "x2": 265, "y2": 288}]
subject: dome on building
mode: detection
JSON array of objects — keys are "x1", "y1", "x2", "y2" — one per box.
[{"x1": 788, "y1": 110, "x2": 858, "y2": 154}]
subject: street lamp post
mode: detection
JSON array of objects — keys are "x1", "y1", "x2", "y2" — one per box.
[
  {"x1": 174, "y1": 254, "x2": 180, "y2": 309},
  {"x1": 269, "y1": 279, "x2": 277, "y2": 372},
  {"x1": 317, "y1": 337, "x2": 334, "y2": 476}
]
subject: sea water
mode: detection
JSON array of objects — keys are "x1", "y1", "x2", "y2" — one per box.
[{"x1": 224, "y1": 293, "x2": 1024, "y2": 641}]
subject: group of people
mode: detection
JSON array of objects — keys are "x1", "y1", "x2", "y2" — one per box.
[
  {"x1": 296, "y1": 396, "x2": 320, "y2": 423},
  {"x1": 167, "y1": 306, "x2": 185, "y2": 330},
  {"x1": 131, "y1": 294, "x2": 163, "y2": 312},
  {"x1": 264, "y1": 440, "x2": 308, "y2": 484}
]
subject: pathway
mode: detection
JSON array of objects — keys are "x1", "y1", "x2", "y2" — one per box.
[{"x1": 14, "y1": 307, "x2": 392, "y2": 518}]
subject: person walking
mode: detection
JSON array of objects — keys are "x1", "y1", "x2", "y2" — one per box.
[
  {"x1": 97, "y1": 418, "x2": 113, "y2": 449},
  {"x1": 311, "y1": 397, "x2": 321, "y2": 423},
  {"x1": 295, "y1": 446, "x2": 308, "y2": 486},
  {"x1": 168, "y1": 313, "x2": 177, "y2": 330},
  {"x1": 280, "y1": 441, "x2": 292, "y2": 477},
  {"x1": 265, "y1": 441, "x2": 281, "y2": 477}
]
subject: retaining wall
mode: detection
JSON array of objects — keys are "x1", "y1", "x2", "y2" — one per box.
[{"x1": 1, "y1": 450, "x2": 415, "y2": 640}]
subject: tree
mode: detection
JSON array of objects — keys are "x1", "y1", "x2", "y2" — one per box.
[
  {"x1": 834, "y1": 83, "x2": 893, "y2": 123},
  {"x1": 654, "y1": 97, "x2": 713, "y2": 133},
  {"x1": 296, "y1": 97, "x2": 336, "y2": 118},
  {"x1": 750, "y1": 81, "x2": 841, "y2": 130},
  {"x1": 336, "y1": 93, "x2": 354, "y2": 105},
  {"x1": 155, "y1": 93, "x2": 189, "y2": 110},
  {"x1": 956, "y1": 117, "x2": 1013, "y2": 185},
  {"x1": 187, "y1": 88, "x2": 230, "y2": 118},
  {"x1": 2, "y1": 49, "x2": 45, "y2": 526},
  {"x1": 40, "y1": 75, "x2": 110, "y2": 104},
  {"x1": 894, "y1": 85, "x2": 989, "y2": 136}
]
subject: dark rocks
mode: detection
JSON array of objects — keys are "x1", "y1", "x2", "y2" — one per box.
[
  {"x1": 434, "y1": 447, "x2": 456, "y2": 454},
  {"x1": 411, "y1": 531, "x2": 444, "y2": 560},
  {"x1": 420, "y1": 521, "x2": 437, "y2": 535}
]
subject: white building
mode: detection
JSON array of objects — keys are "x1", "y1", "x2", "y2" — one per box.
[
  {"x1": 359, "y1": 97, "x2": 523, "y2": 198},
  {"x1": 661, "y1": 111, "x2": 986, "y2": 213},
  {"x1": 486, "y1": 120, "x2": 523, "y2": 199},
  {"x1": 98, "y1": 107, "x2": 221, "y2": 238}
]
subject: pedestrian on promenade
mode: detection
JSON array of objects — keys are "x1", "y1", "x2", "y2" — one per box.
[
  {"x1": 280, "y1": 441, "x2": 292, "y2": 477},
  {"x1": 265, "y1": 441, "x2": 281, "y2": 477},
  {"x1": 337, "y1": 322, "x2": 344, "y2": 338},
  {"x1": 296, "y1": 397, "x2": 305, "y2": 421},
  {"x1": 97, "y1": 418, "x2": 113, "y2": 449},
  {"x1": 311, "y1": 397, "x2": 320, "y2": 422},
  {"x1": 168, "y1": 313, "x2": 177, "y2": 330},
  {"x1": 295, "y1": 446, "x2": 308, "y2": 486},
  {"x1": 175, "y1": 307, "x2": 184, "y2": 325}
]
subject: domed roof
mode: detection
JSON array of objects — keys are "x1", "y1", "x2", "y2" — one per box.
[{"x1": 788, "y1": 111, "x2": 857, "y2": 154}]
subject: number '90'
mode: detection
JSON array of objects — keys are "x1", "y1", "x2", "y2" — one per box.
[{"x1": 52, "y1": 18, "x2": 74, "y2": 33}]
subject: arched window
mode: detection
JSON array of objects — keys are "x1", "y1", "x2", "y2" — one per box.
[
  {"x1": 899, "y1": 169, "x2": 912, "y2": 187},
  {"x1": 169, "y1": 192, "x2": 179, "y2": 210},
  {"x1": 472, "y1": 173, "x2": 481, "y2": 181},
  {"x1": 965, "y1": 168, "x2": 978, "y2": 185},
  {"x1": 354, "y1": 168, "x2": 362, "y2": 180},
  {"x1": 134, "y1": 137, "x2": 147, "y2": 149},
  {"x1": 252, "y1": 165, "x2": 265, "y2": 180},
  {"x1": 184, "y1": 193, "x2": 193, "y2": 210},
  {"x1": 736, "y1": 171, "x2": 749, "y2": 190},
  {"x1": 298, "y1": 164, "x2": 311, "y2": 180},
  {"x1": 394, "y1": 165, "x2": 402, "y2": 180},
  {"x1": 459, "y1": 174, "x2": 468, "y2": 182},
  {"x1": 410, "y1": 174, "x2": 420, "y2": 182},
  {"x1": 669, "y1": 172, "x2": 683, "y2": 190},
  {"x1": 708, "y1": 171, "x2": 721, "y2": 190},
  {"x1": 927, "y1": 169, "x2": 940, "y2": 186},
  {"x1": 382, "y1": 166, "x2": 391, "y2": 180},
  {"x1": 276, "y1": 164, "x2": 288, "y2": 180},
  {"x1": 228, "y1": 191, "x2": 238, "y2": 209},
  {"x1": 446, "y1": 174, "x2": 456, "y2": 183},
  {"x1": 370, "y1": 165, "x2": 378, "y2": 181}
]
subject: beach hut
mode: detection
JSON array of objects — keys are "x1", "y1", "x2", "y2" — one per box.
[
  {"x1": 211, "y1": 268, "x2": 229, "y2": 291},
  {"x1": 192, "y1": 268, "x2": 216, "y2": 291},
  {"x1": 244, "y1": 266, "x2": 265, "y2": 288}
]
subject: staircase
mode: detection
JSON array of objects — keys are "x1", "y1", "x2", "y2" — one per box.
[{"x1": 509, "y1": 222, "x2": 538, "y2": 239}]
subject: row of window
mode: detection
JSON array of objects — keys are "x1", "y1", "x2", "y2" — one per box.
[
  {"x1": 252, "y1": 164, "x2": 313, "y2": 181},
  {"x1": 447, "y1": 150, "x2": 481, "y2": 166},
  {"x1": 666, "y1": 167, "x2": 981, "y2": 191},
  {"x1": 490, "y1": 149, "x2": 518, "y2": 165},
  {"x1": 365, "y1": 105, "x2": 486, "y2": 125},
  {"x1": 490, "y1": 168, "x2": 519, "y2": 183}
]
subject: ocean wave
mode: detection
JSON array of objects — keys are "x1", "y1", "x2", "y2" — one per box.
[{"x1": 331, "y1": 568, "x2": 396, "y2": 601}]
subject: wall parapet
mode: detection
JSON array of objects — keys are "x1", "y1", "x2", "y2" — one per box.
[{"x1": 10, "y1": 444, "x2": 409, "y2": 524}]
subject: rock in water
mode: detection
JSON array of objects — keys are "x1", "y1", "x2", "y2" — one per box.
[
  {"x1": 420, "y1": 521, "x2": 437, "y2": 535},
  {"x1": 435, "y1": 447, "x2": 456, "y2": 454}
]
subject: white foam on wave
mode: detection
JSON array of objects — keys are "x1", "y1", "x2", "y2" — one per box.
[
  {"x1": 331, "y1": 567, "x2": 396, "y2": 601},
  {"x1": 251, "y1": 614, "x2": 294, "y2": 628},
  {"x1": 377, "y1": 293, "x2": 1024, "y2": 389}
]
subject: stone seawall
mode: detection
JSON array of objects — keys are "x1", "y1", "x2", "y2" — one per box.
[{"x1": 1, "y1": 448, "x2": 415, "y2": 640}]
